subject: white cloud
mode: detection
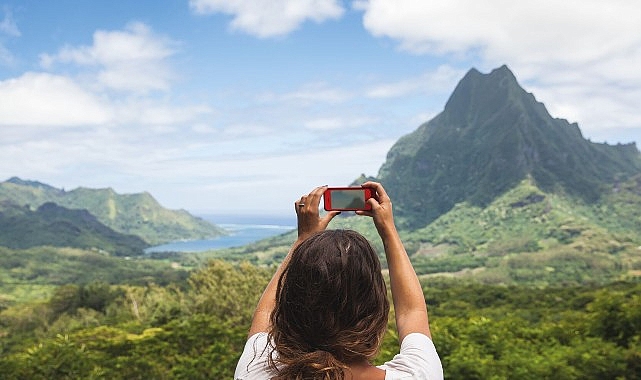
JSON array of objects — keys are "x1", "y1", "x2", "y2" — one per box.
[
  {"x1": 278, "y1": 82, "x2": 353, "y2": 104},
  {"x1": 356, "y1": 0, "x2": 641, "y2": 135},
  {"x1": 0, "y1": 7, "x2": 20, "y2": 37},
  {"x1": 304, "y1": 118, "x2": 347, "y2": 131},
  {"x1": 0, "y1": 7, "x2": 19, "y2": 65},
  {"x1": 39, "y1": 22, "x2": 176, "y2": 93},
  {"x1": 357, "y1": 0, "x2": 641, "y2": 62},
  {"x1": 304, "y1": 116, "x2": 376, "y2": 131},
  {"x1": 220, "y1": 123, "x2": 273, "y2": 138},
  {"x1": 0, "y1": 72, "x2": 110, "y2": 126},
  {"x1": 366, "y1": 65, "x2": 464, "y2": 98},
  {"x1": 144, "y1": 138, "x2": 397, "y2": 213},
  {"x1": 189, "y1": 0, "x2": 345, "y2": 37},
  {"x1": 0, "y1": 21, "x2": 215, "y2": 130},
  {"x1": 0, "y1": 72, "x2": 211, "y2": 129},
  {"x1": 0, "y1": 44, "x2": 14, "y2": 65},
  {"x1": 114, "y1": 99, "x2": 213, "y2": 126}
]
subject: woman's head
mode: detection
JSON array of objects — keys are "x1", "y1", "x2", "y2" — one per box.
[{"x1": 269, "y1": 229, "x2": 390, "y2": 379}]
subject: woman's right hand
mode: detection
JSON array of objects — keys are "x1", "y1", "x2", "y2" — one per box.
[
  {"x1": 356, "y1": 181, "x2": 397, "y2": 239},
  {"x1": 359, "y1": 182, "x2": 432, "y2": 342}
]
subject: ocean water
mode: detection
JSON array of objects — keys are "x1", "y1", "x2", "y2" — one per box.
[{"x1": 145, "y1": 214, "x2": 296, "y2": 253}]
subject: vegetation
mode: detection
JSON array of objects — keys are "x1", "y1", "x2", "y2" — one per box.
[
  {"x1": 1, "y1": 260, "x2": 640, "y2": 379},
  {"x1": 0, "y1": 260, "x2": 268, "y2": 379},
  {"x1": 427, "y1": 279, "x2": 641, "y2": 379},
  {"x1": 405, "y1": 177, "x2": 641, "y2": 285},
  {"x1": 0, "y1": 246, "x2": 188, "y2": 305}
]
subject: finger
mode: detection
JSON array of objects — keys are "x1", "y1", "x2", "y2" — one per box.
[
  {"x1": 363, "y1": 181, "x2": 389, "y2": 202},
  {"x1": 321, "y1": 210, "x2": 341, "y2": 224},
  {"x1": 302, "y1": 185, "x2": 327, "y2": 210},
  {"x1": 356, "y1": 197, "x2": 379, "y2": 217},
  {"x1": 355, "y1": 210, "x2": 373, "y2": 217},
  {"x1": 366, "y1": 195, "x2": 381, "y2": 208},
  {"x1": 295, "y1": 194, "x2": 309, "y2": 214}
]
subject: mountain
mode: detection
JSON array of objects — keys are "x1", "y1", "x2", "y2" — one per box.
[
  {"x1": 211, "y1": 65, "x2": 641, "y2": 286},
  {"x1": 0, "y1": 201, "x2": 147, "y2": 256},
  {"x1": 0, "y1": 178, "x2": 226, "y2": 245},
  {"x1": 376, "y1": 65, "x2": 641, "y2": 229}
]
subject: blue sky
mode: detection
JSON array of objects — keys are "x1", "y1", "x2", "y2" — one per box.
[{"x1": 1, "y1": 1, "x2": 640, "y2": 217}]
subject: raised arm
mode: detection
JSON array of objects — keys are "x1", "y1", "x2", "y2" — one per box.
[
  {"x1": 357, "y1": 181, "x2": 431, "y2": 342},
  {"x1": 247, "y1": 185, "x2": 340, "y2": 337}
]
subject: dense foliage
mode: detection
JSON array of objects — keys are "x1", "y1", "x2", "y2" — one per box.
[
  {"x1": 0, "y1": 246, "x2": 188, "y2": 305},
  {"x1": 0, "y1": 260, "x2": 269, "y2": 379},
  {"x1": 428, "y1": 280, "x2": 641, "y2": 379},
  {"x1": 1, "y1": 259, "x2": 640, "y2": 379}
]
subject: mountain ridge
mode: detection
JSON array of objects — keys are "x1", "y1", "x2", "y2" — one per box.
[
  {"x1": 0, "y1": 201, "x2": 148, "y2": 256},
  {"x1": 376, "y1": 65, "x2": 641, "y2": 229},
  {"x1": 0, "y1": 178, "x2": 226, "y2": 245}
]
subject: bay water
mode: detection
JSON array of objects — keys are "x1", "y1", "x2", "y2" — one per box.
[{"x1": 145, "y1": 214, "x2": 295, "y2": 253}]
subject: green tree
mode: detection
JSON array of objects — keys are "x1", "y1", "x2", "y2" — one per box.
[
  {"x1": 12, "y1": 334, "x2": 101, "y2": 380},
  {"x1": 187, "y1": 260, "x2": 271, "y2": 325},
  {"x1": 588, "y1": 286, "x2": 641, "y2": 347}
]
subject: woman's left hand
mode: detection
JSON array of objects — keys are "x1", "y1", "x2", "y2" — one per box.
[{"x1": 295, "y1": 185, "x2": 340, "y2": 241}]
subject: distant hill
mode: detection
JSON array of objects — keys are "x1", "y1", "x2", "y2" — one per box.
[
  {"x1": 375, "y1": 65, "x2": 641, "y2": 229},
  {"x1": 0, "y1": 201, "x2": 147, "y2": 256},
  {"x1": 0, "y1": 178, "x2": 226, "y2": 245}
]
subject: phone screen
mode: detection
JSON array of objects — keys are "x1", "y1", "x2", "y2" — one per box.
[{"x1": 324, "y1": 188, "x2": 372, "y2": 211}]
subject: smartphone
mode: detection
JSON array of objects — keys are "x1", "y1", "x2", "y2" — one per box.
[{"x1": 323, "y1": 187, "x2": 373, "y2": 211}]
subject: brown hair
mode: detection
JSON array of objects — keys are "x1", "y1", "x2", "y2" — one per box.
[{"x1": 268, "y1": 229, "x2": 390, "y2": 379}]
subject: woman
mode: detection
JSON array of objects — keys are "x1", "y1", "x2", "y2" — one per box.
[{"x1": 234, "y1": 182, "x2": 443, "y2": 379}]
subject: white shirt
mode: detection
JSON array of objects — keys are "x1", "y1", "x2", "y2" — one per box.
[{"x1": 234, "y1": 332, "x2": 444, "y2": 380}]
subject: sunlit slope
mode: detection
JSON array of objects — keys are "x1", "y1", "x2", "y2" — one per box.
[{"x1": 406, "y1": 177, "x2": 641, "y2": 285}]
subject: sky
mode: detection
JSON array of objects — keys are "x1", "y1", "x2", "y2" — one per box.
[{"x1": 1, "y1": 0, "x2": 640, "y2": 218}]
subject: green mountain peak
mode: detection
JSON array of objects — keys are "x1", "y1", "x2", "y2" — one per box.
[{"x1": 377, "y1": 65, "x2": 641, "y2": 229}]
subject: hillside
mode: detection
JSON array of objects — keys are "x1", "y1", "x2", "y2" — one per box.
[
  {"x1": 0, "y1": 201, "x2": 148, "y2": 256},
  {"x1": 405, "y1": 176, "x2": 641, "y2": 285},
  {"x1": 0, "y1": 178, "x2": 226, "y2": 245},
  {"x1": 376, "y1": 65, "x2": 641, "y2": 229}
]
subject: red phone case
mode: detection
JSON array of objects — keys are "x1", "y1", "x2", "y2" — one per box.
[{"x1": 323, "y1": 187, "x2": 373, "y2": 211}]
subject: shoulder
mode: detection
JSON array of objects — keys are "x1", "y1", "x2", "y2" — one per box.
[
  {"x1": 377, "y1": 333, "x2": 444, "y2": 380},
  {"x1": 234, "y1": 332, "x2": 277, "y2": 380}
]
